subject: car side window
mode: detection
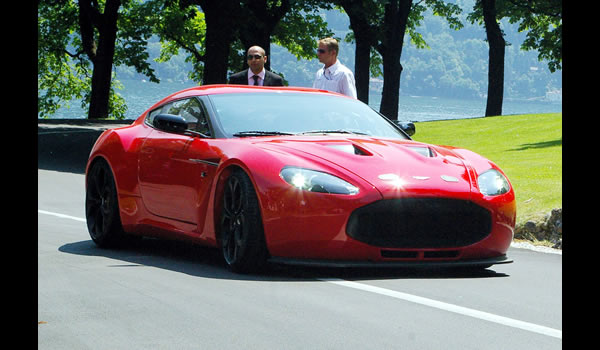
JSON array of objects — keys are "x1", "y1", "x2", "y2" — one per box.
[
  {"x1": 147, "y1": 108, "x2": 162, "y2": 126},
  {"x1": 181, "y1": 98, "x2": 211, "y2": 136},
  {"x1": 146, "y1": 98, "x2": 211, "y2": 136}
]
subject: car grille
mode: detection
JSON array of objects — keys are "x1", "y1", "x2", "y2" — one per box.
[{"x1": 346, "y1": 198, "x2": 492, "y2": 248}]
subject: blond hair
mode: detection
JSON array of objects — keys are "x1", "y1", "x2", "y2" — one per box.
[{"x1": 318, "y1": 37, "x2": 339, "y2": 55}]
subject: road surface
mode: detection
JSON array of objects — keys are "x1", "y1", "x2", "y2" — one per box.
[{"x1": 38, "y1": 168, "x2": 562, "y2": 349}]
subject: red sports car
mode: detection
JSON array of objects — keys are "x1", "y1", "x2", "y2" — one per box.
[{"x1": 85, "y1": 85, "x2": 516, "y2": 273}]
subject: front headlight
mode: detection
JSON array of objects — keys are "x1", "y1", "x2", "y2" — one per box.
[
  {"x1": 477, "y1": 169, "x2": 510, "y2": 196},
  {"x1": 280, "y1": 167, "x2": 359, "y2": 195}
]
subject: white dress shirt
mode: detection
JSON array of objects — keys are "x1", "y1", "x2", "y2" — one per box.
[
  {"x1": 312, "y1": 60, "x2": 357, "y2": 98},
  {"x1": 247, "y1": 69, "x2": 265, "y2": 86}
]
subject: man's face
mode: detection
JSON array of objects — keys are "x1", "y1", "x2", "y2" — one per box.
[
  {"x1": 317, "y1": 43, "x2": 335, "y2": 66},
  {"x1": 247, "y1": 47, "x2": 267, "y2": 74}
]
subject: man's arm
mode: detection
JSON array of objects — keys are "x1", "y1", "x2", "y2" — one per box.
[{"x1": 341, "y1": 71, "x2": 357, "y2": 99}]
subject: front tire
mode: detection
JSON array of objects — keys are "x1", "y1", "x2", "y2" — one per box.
[
  {"x1": 85, "y1": 159, "x2": 126, "y2": 248},
  {"x1": 220, "y1": 169, "x2": 268, "y2": 273}
]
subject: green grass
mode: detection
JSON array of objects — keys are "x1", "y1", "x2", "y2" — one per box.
[{"x1": 412, "y1": 113, "x2": 562, "y2": 225}]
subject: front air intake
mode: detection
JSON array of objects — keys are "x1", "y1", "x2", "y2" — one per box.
[{"x1": 346, "y1": 198, "x2": 492, "y2": 248}]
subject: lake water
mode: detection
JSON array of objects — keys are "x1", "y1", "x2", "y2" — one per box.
[{"x1": 47, "y1": 80, "x2": 562, "y2": 122}]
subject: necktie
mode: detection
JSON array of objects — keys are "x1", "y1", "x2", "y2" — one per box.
[{"x1": 252, "y1": 75, "x2": 259, "y2": 86}]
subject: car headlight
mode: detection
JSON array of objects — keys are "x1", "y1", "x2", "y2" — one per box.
[
  {"x1": 280, "y1": 167, "x2": 359, "y2": 195},
  {"x1": 477, "y1": 169, "x2": 510, "y2": 196}
]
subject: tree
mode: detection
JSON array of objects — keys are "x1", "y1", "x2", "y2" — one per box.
[
  {"x1": 468, "y1": 0, "x2": 562, "y2": 116},
  {"x1": 78, "y1": 0, "x2": 122, "y2": 118},
  {"x1": 38, "y1": 0, "x2": 159, "y2": 119},
  {"x1": 38, "y1": 1, "x2": 87, "y2": 118},
  {"x1": 336, "y1": 0, "x2": 379, "y2": 104},
  {"x1": 151, "y1": 0, "x2": 209, "y2": 83},
  {"x1": 481, "y1": 0, "x2": 505, "y2": 116},
  {"x1": 504, "y1": 0, "x2": 561, "y2": 73},
  {"x1": 376, "y1": 0, "x2": 413, "y2": 120},
  {"x1": 264, "y1": 1, "x2": 334, "y2": 78},
  {"x1": 156, "y1": 0, "x2": 332, "y2": 84},
  {"x1": 337, "y1": 0, "x2": 462, "y2": 120},
  {"x1": 236, "y1": 0, "x2": 291, "y2": 72},
  {"x1": 195, "y1": 0, "x2": 242, "y2": 84}
]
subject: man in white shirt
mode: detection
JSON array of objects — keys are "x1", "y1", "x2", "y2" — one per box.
[{"x1": 312, "y1": 38, "x2": 357, "y2": 99}]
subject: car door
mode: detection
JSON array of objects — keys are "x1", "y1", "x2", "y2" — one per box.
[{"x1": 138, "y1": 97, "x2": 219, "y2": 225}]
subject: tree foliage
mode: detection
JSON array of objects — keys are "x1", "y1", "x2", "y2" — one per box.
[
  {"x1": 39, "y1": 0, "x2": 161, "y2": 119},
  {"x1": 465, "y1": 0, "x2": 561, "y2": 116},
  {"x1": 39, "y1": 0, "x2": 562, "y2": 119},
  {"x1": 337, "y1": 0, "x2": 462, "y2": 119},
  {"x1": 468, "y1": 0, "x2": 562, "y2": 73},
  {"x1": 38, "y1": 1, "x2": 89, "y2": 118},
  {"x1": 151, "y1": 1, "x2": 207, "y2": 82},
  {"x1": 150, "y1": 0, "x2": 333, "y2": 85}
]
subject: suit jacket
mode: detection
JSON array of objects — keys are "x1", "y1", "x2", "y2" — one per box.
[{"x1": 228, "y1": 69, "x2": 284, "y2": 86}]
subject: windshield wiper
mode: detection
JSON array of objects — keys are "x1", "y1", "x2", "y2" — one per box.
[
  {"x1": 298, "y1": 129, "x2": 370, "y2": 136},
  {"x1": 233, "y1": 131, "x2": 294, "y2": 137}
]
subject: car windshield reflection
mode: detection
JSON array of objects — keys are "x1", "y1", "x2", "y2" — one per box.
[{"x1": 208, "y1": 92, "x2": 408, "y2": 139}]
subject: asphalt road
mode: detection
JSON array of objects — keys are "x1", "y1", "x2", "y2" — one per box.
[{"x1": 37, "y1": 166, "x2": 562, "y2": 349}]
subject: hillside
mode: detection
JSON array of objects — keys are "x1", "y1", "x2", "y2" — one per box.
[{"x1": 116, "y1": 0, "x2": 561, "y2": 103}]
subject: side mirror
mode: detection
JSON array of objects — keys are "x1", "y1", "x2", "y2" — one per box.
[
  {"x1": 153, "y1": 114, "x2": 188, "y2": 133},
  {"x1": 394, "y1": 121, "x2": 416, "y2": 136}
]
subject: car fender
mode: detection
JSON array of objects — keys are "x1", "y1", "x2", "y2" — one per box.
[
  {"x1": 433, "y1": 145, "x2": 516, "y2": 239},
  {"x1": 87, "y1": 124, "x2": 152, "y2": 197}
]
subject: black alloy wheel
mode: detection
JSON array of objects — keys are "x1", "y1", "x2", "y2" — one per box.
[
  {"x1": 220, "y1": 169, "x2": 268, "y2": 273},
  {"x1": 85, "y1": 159, "x2": 126, "y2": 247}
]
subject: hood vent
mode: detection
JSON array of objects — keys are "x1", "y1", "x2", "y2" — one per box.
[
  {"x1": 326, "y1": 143, "x2": 371, "y2": 156},
  {"x1": 407, "y1": 146, "x2": 435, "y2": 158}
]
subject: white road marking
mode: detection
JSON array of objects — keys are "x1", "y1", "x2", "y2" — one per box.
[
  {"x1": 39, "y1": 208, "x2": 561, "y2": 339},
  {"x1": 320, "y1": 278, "x2": 561, "y2": 339},
  {"x1": 38, "y1": 210, "x2": 86, "y2": 222}
]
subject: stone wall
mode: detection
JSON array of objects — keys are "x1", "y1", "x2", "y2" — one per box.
[{"x1": 514, "y1": 208, "x2": 562, "y2": 249}]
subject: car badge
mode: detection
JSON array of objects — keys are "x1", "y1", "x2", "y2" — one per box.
[
  {"x1": 441, "y1": 175, "x2": 459, "y2": 182},
  {"x1": 412, "y1": 176, "x2": 430, "y2": 180}
]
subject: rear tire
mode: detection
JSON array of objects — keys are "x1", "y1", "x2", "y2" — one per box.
[
  {"x1": 219, "y1": 169, "x2": 268, "y2": 273},
  {"x1": 85, "y1": 159, "x2": 127, "y2": 248}
]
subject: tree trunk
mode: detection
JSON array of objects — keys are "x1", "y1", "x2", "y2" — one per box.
[
  {"x1": 202, "y1": 23, "x2": 234, "y2": 84},
  {"x1": 199, "y1": 1, "x2": 240, "y2": 84},
  {"x1": 482, "y1": 0, "x2": 505, "y2": 117},
  {"x1": 239, "y1": 30, "x2": 273, "y2": 72},
  {"x1": 353, "y1": 37, "x2": 372, "y2": 104},
  {"x1": 79, "y1": 0, "x2": 121, "y2": 119},
  {"x1": 379, "y1": 56, "x2": 402, "y2": 120},
  {"x1": 238, "y1": 0, "x2": 290, "y2": 72},
  {"x1": 377, "y1": 0, "x2": 412, "y2": 121},
  {"x1": 341, "y1": 0, "x2": 376, "y2": 104}
]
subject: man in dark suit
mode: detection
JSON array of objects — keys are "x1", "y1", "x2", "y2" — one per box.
[{"x1": 228, "y1": 46, "x2": 285, "y2": 86}]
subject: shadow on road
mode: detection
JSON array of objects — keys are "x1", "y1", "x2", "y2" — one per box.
[{"x1": 59, "y1": 237, "x2": 509, "y2": 281}]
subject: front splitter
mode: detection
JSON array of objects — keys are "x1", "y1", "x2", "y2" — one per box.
[{"x1": 268, "y1": 255, "x2": 512, "y2": 269}]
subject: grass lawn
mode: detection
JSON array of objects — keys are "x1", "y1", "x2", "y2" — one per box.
[{"x1": 412, "y1": 113, "x2": 562, "y2": 225}]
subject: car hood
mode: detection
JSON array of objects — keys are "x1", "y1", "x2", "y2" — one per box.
[{"x1": 256, "y1": 136, "x2": 474, "y2": 200}]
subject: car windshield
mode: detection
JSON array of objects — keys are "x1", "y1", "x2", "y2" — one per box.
[{"x1": 208, "y1": 92, "x2": 409, "y2": 139}]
